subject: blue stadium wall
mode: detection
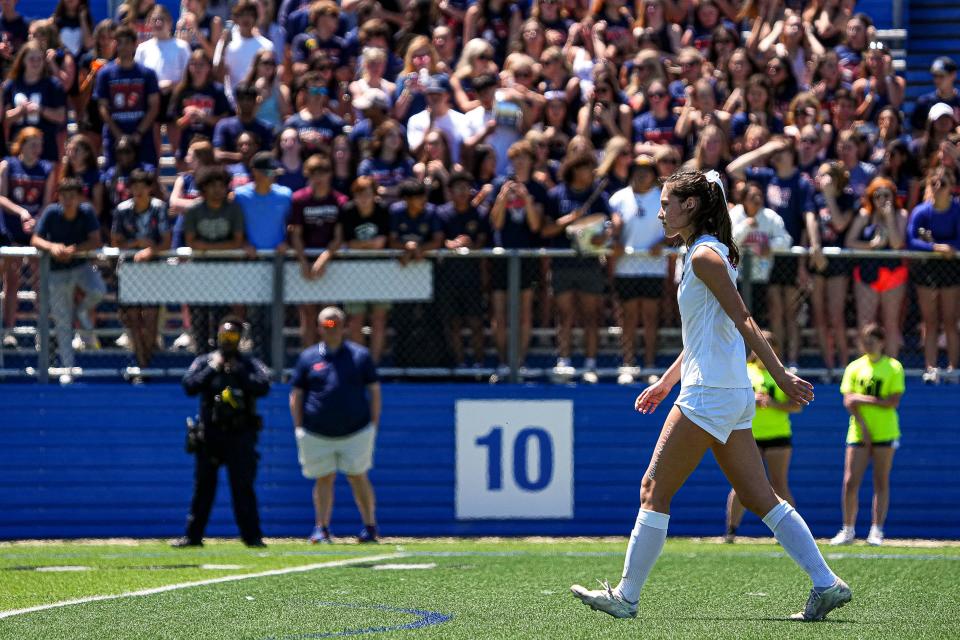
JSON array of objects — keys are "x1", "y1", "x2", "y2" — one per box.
[{"x1": 1, "y1": 381, "x2": 957, "y2": 540}]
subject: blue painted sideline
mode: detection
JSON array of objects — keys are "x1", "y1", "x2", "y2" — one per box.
[
  {"x1": 263, "y1": 603, "x2": 452, "y2": 640},
  {"x1": 1, "y1": 381, "x2": 957, "y2": 540}
]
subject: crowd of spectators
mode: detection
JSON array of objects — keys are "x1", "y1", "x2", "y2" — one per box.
[{"x1": 1, "y1": 0, "x2": 959, "y2": 384}]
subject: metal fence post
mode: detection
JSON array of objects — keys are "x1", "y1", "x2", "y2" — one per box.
[
  {"x1": 507, "y1": 250, "x2": 521, "y2": 383},
  {"x1": 741, "y1": 247, "x2": 753, "y2": 314},
  {"x1": 37, "y1": 252, "x2": 50, "y2": 384},
  {"x1": 270, "y1": 252, "x2": 285, "y2": 380}
]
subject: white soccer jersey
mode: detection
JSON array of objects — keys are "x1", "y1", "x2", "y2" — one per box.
[{"x1": 678, "y1": 234, "x2": 752, "y2": 389}]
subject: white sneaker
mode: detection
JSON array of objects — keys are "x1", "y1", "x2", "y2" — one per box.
[
  {"x1": 115, "y1": 331, "x2": 133, "y2": 350},
  {"x1": 73, "y1": 332, "x2": 101, "y2": 351},
  {"x1": 59, "y1": 374, "x2": 74, "y2": 385},
  {"x1": 829, "y1": 528, "x2": 855, "y2": 545},
  {"x1": 790, "y1": 578, "x2": 852, "y2": 621},
  {"x1": 645, "y1": 373, "x2": 661, "y2": 385},
  {"x1": 570, "y1": 580, "x2": 637, "y2": 619},
  {"x1": 617, "y1": 370, "x2": 635, "y2": 385},
  {"x1": 922, "y1": 367, "x2": 940, "y2": 385},
  {"x1": 582, "y1": 369, "x2": 599, "y2": 384},
  {"x1": 866, "y1": 527, "x2": 884, "y2": 546},
  {"x1": 2, "y1": 330, "x2": 18, "y2": 348},
  {"x1": 552, "y1": 358, "x2": 575, "y2": 382},
  {"x1": 172, "y1": 332, "x2": 196, "y2": 352}
]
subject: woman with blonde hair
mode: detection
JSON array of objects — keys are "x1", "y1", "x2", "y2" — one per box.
[
  {"x1": 350, "y1": 47, "x2": 396, "y2": 109},
  {"x1": 597, "y1": 135, "x2": 633, "y2": 195},
  {"x1": 451, "y1": 38, "x2": 498, "y2": 113},
  {"x1": 392, "y1": 35, "x2": 439, "y2": 123}
]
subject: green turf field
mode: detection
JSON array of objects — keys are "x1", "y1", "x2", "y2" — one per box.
[{"x1": 1, "y1": 538, "x2": 958, "y2": 639}]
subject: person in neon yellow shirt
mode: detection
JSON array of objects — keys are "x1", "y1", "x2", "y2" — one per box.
[
  {"x1": 725, "y1": 331, "x2": 802, "y2": 542},
  {"x1": 830, "y1": 323, "x2": 905, "y2": 547}
]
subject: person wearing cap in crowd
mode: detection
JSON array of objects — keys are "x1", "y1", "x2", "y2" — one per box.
[
  {"x1": 289, "y1": 306, "x2": 382, "y2": 544},
  {"x1": 283, "y1": 71, "x2": 346, "y2": 156},
  {"x1": 407, "y1": 73, "x2": 469, "y2": 164},
  {"x1": 234, "y1": 150, "x2": 293, "y2": 356},
  {"x1": 464, "y1": 73, "x2": 526, "y2": 177},
  {"x1": 30, "y1": 178, "x2": 106, "y2": 384},
  {"x1": 174, "y1": 314, "x2": 272, "y2": 548},
  {"x1": 94, "y1": 24, "x2": 161, "y2": 168},
  {"x1": 110, "y1": 168, "x2": 171, "y2": 382},
  {"x1": 609, "y1": 155, "x2": 670, "y2": 385},
  {"x1": 290, "y1": 153, "x2": 347, "y2": 347},
  {"x1": 212, "y1": 81, "x2": 276, "y2": 164},
  {"x1": 183, "y1": 165, "x2": 250, "y2": 352},
  {"x1": 349, "y1": 87, "x2": 393, "y2": 157},
  {"x1": 912, "y1": 57, "x2": 960, "y2": 131}
]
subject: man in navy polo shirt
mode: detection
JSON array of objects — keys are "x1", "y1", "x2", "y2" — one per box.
[{"x1": 290, "y1": 306, "x2": 382, "y2": 544}]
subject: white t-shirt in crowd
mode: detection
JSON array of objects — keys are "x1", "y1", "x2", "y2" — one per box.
[
  {"x1": 465, "y1": 96, "x2": 522, "y2": 176},
  {"x1": 216, "y1": 34, "x2": 273, "y2": 101},
  {"x1": 609, "y1": 185, "x2": 667, "y2": 277},
  {"x1": 729, "y1": 204, "x2": 792, "y2": 283},
  {"x1": 135, "y1": 37, "x2": 191, "y2": 86},
  {"x1": 407, "y1": 107, "x2": 469, "y2": 164}
]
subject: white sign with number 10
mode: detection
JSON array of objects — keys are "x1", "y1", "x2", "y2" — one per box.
[{"x1": 455, "y1": 400, "x2": 574, "y2": 520}]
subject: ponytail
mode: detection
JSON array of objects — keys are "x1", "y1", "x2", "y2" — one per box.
[{"x1": 664, "y1": 169, "x2": 740, "y2": 267}]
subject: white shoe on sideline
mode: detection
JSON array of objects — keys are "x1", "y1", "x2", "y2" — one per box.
[
  {"x1": 2, "y1": 330, "x2": 17, "y2": 348},
  {"x1": 922, "y1": 367, "x2": 940, "y2": 385},
  {"x1": 570, "y1": 580, "x2": 637, "y2": 619},
  {"x1": 866, "y1": 527, "x2": 884, "y2": 546},
  {"x1": 115, "y1": 331, "x2": 133, "y2": 350},
  {"x1": 59, "y1": 374, "x2": 74, "y2": 385},
  {"x1": 172, "y1": 332, "x2": 196, "y2": 352},
  {"x1": 617, "y1": 370, "x2": 635, "y2": 385},
  {"x1": 829, "y1": 528, "x2": 855, "y2": 546},
  {"x1": 582, "y1": 369, "x2": 599, "y2": 384}
]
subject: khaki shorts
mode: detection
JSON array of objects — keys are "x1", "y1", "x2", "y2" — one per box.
[{"x1": 295, "y1": 425, "x2": 376, "y2": 478}]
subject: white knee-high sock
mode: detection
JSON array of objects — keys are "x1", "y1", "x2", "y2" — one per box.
[
  {"x1": 763, "y1": 502, "x2": 837, "y2": 589},
  {"x1": 614, "y1": 508, "x2": 670, "y2": 603}
]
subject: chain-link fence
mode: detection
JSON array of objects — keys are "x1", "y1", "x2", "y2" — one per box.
[{"x1": 3, "y1": 246, "x2": 957, "y2": 383}]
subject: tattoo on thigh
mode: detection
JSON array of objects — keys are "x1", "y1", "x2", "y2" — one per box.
[{"x1": 647, "y1": 421, "x2": 674, "y2": 480}]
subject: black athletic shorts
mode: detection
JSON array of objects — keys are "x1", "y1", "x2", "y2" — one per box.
[
  {"x1": 910, "y1": 260, "x2": 960, "y2": 289},
  {"x1": 849, "y1": 439, "x2": 898, "y2": 448},
  {"x1": 490, "y1": 256, "x2": 537, "y2": 291},
  {"x1": 768, "y1": 255, "x2": 799, "y2": 286},
  {"x1": 756, "y1": 436, "x2": 792, "y2": 449},
  {"x1": 615, "y1": 276, "x2": 665, "y2": 301}
]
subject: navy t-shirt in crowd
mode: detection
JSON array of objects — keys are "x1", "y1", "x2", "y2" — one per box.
[
  {"x1": 34, "y1": 202, "x2": 100, "y2": 271},
  {"x1": 212, "y1": 115, "x2": 276, "y2": 154},
  {"x1": 632, "y1": 111, "x2": 679, "y2": 147},
  {"x1": 2, "y1": 77, "x2": 66, "y2": 162},
  {"x1": 172, "y1": 83, "x2": 233, "y2": 159},
  {"x1": 389, "y1": 201, "x2": 440, "y2": 243},
  {"x1": 93, "y1": 61, "x2": 159, "y2": 139},
  {"x1": 436, "y1": 202, "x2": 487, "y2": 244},
  {"x1": 745, "y1": 167, "x2": 815, "y2": 244},
  {"x1": 292, "y1": 340, "x2": 379, "y2": 437},
  {"x1": 488, "y1": 176, "x2": 548, "y2": 248},
  {"x1": 283, "y1": 111, "x2": 345, "y2": 154}
]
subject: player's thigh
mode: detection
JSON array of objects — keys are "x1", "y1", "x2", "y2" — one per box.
[
  {"x1": 870, "y1": 446, "x2": 896, "y2": 482},
  {"x1": 843, "y1": 445, "x2": 870, "y2": 485},
  {"x1": 761, "y1": 446, "x2": 792, "y2": 489},
  {"x1": 713, "y1": 430, "x2": 779, "y2": 515},
  {"x1": 641, "y1": 405, "x2": 714, "y2": 509}
]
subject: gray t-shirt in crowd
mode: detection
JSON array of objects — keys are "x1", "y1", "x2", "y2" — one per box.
[{"x1": 182, "y1": 199, "x2": 245, "y2": 245}]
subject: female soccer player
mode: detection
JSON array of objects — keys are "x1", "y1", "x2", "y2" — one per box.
[
  {"x1": 830, "y1": 323, "x2": 905, "y2": 547},
  {"x1": 571, "y1": 170, "x2": 851, "y2": 621},
  {"x1": 725, "y1": 331, "x2": 802, "y2": 542}
]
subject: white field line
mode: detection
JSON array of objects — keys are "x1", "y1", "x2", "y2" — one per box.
[{"x1": 0, "y1": 552, "x2": 407, "y2": 621}]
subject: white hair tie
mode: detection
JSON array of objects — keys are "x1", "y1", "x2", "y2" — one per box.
[{"x1": 704, "y1": 169, "x2": 727, "y2": 204}]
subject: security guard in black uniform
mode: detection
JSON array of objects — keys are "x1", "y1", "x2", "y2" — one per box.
[{"x1": 172, "y1": 316, "x2": 272, "y2": 548}]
